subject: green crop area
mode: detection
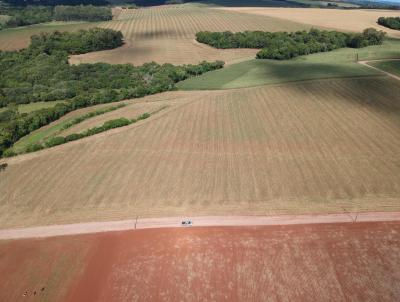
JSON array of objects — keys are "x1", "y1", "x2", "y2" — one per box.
[
  {"x1": 0, "y1": 101, "x2": 65, "y2": 114},
  {"x1": 11, "y1": 118, "x2": 73, "y2": 153},
  {"x1": 177, "y1": 40, "x2": 400, "y2": 90},
  {"x1": 369, "y1": 60, "x2": 400, "y2": 77}
]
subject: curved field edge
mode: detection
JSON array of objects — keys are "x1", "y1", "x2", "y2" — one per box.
[
  {"x1": 9, "y1": 92, "x2": 198, "y2": 154},
  {"x1": 177, "y1": 40, "x2": 400, "y2": 90},
  {"x1": 0, "y1": 78, "x2": 399, "y2": 229}
]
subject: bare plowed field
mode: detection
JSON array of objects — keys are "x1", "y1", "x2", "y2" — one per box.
[
  {"x1": 217, "y1": 7, "x2": 400, "y2": 38},
  {"x1": 1, "y1": 77, "x2": 399, "y2": 229},
  {"x1": 69, "y1": 5, "x2": 311, "y2": 65},
  {"x1": 1, "y1": 222, "x2": 400, "y2": 301}
]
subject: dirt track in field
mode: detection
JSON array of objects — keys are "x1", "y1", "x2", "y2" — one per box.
[
  {"x1": 1, "y1": 222, "x2": 400, "y2": 301},
  {"x1": 1, "y1": 77, "x2": 400, "y2": 229},
  {"x1": 1, "y1": 211, "x2": 400, "y2": 240},
  {"x1": 358, "y1": 59, "x2": 400, "y2": 81},
  {"x1": 217, "y1": 7, "x2": 400, "y2": 38},
  {"x1": 69, "y1": 5, "x2": 311, "y2": 66}
]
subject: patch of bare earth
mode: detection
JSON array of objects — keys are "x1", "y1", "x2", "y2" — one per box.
[
  {"x1": 1, "y1": 77, "x2": 399, "y2": 229},
  {"x1": 2, "y1": 222, "x2": 400, "y2": 301}
]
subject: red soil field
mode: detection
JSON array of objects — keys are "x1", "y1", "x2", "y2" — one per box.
[{"x1": 1, "y1": 222, "x2": 400, "y2": 301}]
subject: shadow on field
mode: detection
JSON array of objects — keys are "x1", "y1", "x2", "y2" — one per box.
[{"x1": 134, "y1": 29, "x2": 180, "y2": 40}]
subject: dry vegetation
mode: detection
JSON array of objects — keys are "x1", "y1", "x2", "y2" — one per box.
[
  {"x1": 1, "y1": 77, "x2": 399, "y2": 229},
  {"x1": 217, "y1": 7, "x2": 400, "y2": 38}
]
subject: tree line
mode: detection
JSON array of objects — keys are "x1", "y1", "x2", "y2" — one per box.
[
  {"x1": 0, "y1": 4, "x2": 112, "y2": 29},
  {"x1": 196, "y1": 28, "x2": 386, "y2": 60},
  {"x1": 0, "y1": 28, "x2": 224, "y2": 157},
  {"x1": 24, "y1": 112, "x2": 153, "y2": 155},
  {"x1": 378, "y1": 17, "x2": 400, "y2": 30}
]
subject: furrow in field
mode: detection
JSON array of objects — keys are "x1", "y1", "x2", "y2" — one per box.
[{"x1": 1, "y1": 78, "x2": 399, "y2": 228}]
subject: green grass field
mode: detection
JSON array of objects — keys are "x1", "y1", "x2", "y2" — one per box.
[
  {"x1": 12, "y1": 118, "x2": 72, "y2": 153},
  {"x1": 369, "y1": 60, "x2": 400, "y2": 77},
  {"x1": 0, "y1": 101, "x2": 65, "y2": 114},
  {"x1": 177, "y1": 40, "x2": 400, "y2": 90}
]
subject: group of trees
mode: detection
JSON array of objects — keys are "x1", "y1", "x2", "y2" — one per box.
[
  {"x1": 54, "y1": 5, "x2": 112, "y2": 21},
  {"x1": 0, "y1": 6, "x2": 53, "y2": 27},
  {"x1": 0, "y1": 28, "x2": 224, "y2": 157},
  {"x1": 378, "y1": 17, "x2": 400, "y2": 30},
  {"x1": 22, "y1": 112, "x2": 152, "y2": 154},
  {"x1": 0, "y1": 4, "x2": 112, "y2": 30},
  {"x1": 196, "y1": 28, "x2": 386, "y2": 60},
  {"x1": 29, "y1": 28, "x2": 123, "y2": 54}
]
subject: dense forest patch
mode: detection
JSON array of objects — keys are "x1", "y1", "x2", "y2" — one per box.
[
  {"x1": 196, "y1": 28, "x2": 386, "y2": 60},
  {"x1": 0, "y1": 28, "x2": 224, "y2": 157},
  {"x1": 0, "y1": 5, "x2": 112, "y2": 29},
  {"x1": 378, "y1": 17, "x2": 400, "y2": 31}
]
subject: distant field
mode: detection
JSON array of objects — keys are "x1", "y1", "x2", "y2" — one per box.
[
  {"x1": 197, "y1": 0, "x2": 306, "y2": 7},
  {"x1": 1, "y1": 77, "x2": 399, "y2": 229},
  {"x1": 369, "y1": 60, "x2": 400, "y2": 77},
  {"x1": 0, "y1": 21, "x2": 101, "y2": 50},
  {"x1": 217, "y1": 7, "x2": 400, "y2": 38},
  {"x1": 177, "y1": 40, "x2": 400, "y2": 89},
  {"x1": 1, "y1": 222, "x2": 400, "y2": 301},
  {"x1": 291, "y1": 0, "x2": 359, "y2": 7},
  {"x1": 69, "y1": 4, "x2": 311, "y2": 65}
]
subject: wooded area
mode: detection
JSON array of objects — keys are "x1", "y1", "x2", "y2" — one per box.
[
  {"x1": 0, "y1": 28, "x2": 224, "y2": 157},
  {"x1": 196, "y1": 28, "x2": 386, "y2": 60}
]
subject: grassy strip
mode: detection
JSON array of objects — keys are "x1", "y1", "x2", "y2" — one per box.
[
  {"x1": 177, "y1": 40, "x2": 400, "y2": 90},
  {"x1": 9, "y1": 103, "x2": 127, "y2": 154},
  {"x1": 59, "y1": 103, "x2": 127, "y2": 132},
  {"x1": 369, "y1": 60, "x2": 400, "y2": 77},
  {"x1": 18, "y1": 110, "x2": 158, "y2": 155}
]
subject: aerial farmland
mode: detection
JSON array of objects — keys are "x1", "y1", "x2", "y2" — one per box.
[{"x1": 0, "y1": 0, "x2": 399, "y2": 300}]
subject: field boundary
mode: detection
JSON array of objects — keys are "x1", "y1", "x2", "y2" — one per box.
[
  {"x1": 1, "y1": 211, "x2": 400, "y2": 240},
  {"x1": 358, "y1": 59, "x2": 400, "y2": 81}
]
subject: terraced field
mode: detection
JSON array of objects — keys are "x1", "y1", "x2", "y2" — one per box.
[
  {"x1": 1, "y1": 77, "x2": 399, "y2": 229},
  {"x1": 69, "y1": 4, "x2": 311, "y2": 65}
]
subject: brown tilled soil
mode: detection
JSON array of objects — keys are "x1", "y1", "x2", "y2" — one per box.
[
  {"x1": 1, "y1": 77, "x2": 399, "y2": 229},
  {"x1": 69, "y1": 5, "x2": 310, "y2": 66},
  {"x1": 1, "y1": 222, "x2": 400, "y2": 301},
  {"x1": 217, "y1": 7, "x2": 400, "y2": 38}
]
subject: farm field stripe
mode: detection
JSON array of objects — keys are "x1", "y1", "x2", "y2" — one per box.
[{"x1": 1, "y1": 212, "x2": 400, "y2": 240}]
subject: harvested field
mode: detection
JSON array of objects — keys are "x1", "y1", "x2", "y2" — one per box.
[
  {"x1": 11, "y1": 92, "x2": 194, "y2": 153},
  {"x1": 0, "y1": 21, "x2": 100, "y2": 51},
  {"x1": 1, "y1": 222, "x2": 400, "y2": 301},
  {"x1": 69, "y1": 4, "x2": 311, "y2": 65},
  {"x1": 1, "y1": 77, "x2": 400, "y2": 229},
  {"x1": 216, "y1": 7, "x2": 400, "y2": 38}
]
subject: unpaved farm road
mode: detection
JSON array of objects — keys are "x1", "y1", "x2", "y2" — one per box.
[
  {"x1": 358, "y1": 59, "x2": 400, "y2": 81},
  {"x1": 1, "y1": 211, "x2": 400, "y2": 240}
]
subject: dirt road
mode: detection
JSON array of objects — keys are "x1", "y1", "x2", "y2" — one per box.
[
  {"x1": 1, "y1": 212, "x2": 400, "y2": 240},
  {"x1": 358, "y1": 59, "x2": 400, "y2": 81}
]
